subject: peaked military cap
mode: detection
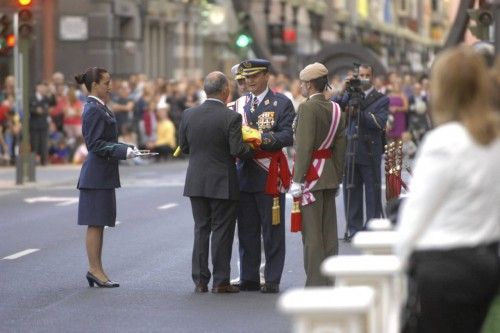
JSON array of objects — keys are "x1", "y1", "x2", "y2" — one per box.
[
  {"x1": 240, "y1": 59, "x2": 271, "y2": 76},
  {"x1": 231, "y1": 64, "x2": 245, "y2": 80}
]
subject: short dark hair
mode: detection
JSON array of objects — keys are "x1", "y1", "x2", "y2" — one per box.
[
  {"x1": 74, "y1": 67, "x2": 108, "y2": 91},
  {"x1": 359, "y1": 64, "x2": 374, "y2": 75},
  {"x1": 204, "y1": 72, "x2": 228, "y2": 96},
  {"x1": 310, "y1": 76, "x2": 329, "y2": 92}
]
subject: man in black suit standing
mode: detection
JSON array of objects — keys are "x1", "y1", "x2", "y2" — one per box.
[
  {"x1": 29, "y1": 82, "x2": 51, "y2": 166},
  {"x1": 179, "y1": 71, "x2": 254, "y2": 294}
]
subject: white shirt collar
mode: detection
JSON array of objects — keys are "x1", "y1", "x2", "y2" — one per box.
[
  {"x1": 309, "y1": 93, "x2": 323, "y2": 99},
  {"x1": 364, "y1": 87, "x2": 374, "y2": 97},
  {"x1": 206, "y1": 97, "x2": 224, "y2": 104},
  {"x1": 252, "y1": 87, "x2": 269, "y2": 105},
  {"x1": 89, "y1": 95, "x2": 105, "y2": 106}
]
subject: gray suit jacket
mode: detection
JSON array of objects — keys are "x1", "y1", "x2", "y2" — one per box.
[{"x1": 179, "y1": 99, "x2": 253, "y2": 200}]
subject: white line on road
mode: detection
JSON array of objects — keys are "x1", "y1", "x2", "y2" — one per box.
[
  {"x1": 24, "y1": 196, "x2": 79, "y2": 206},
  {"x1": 3, "y1": 249, "x2": 40, "y2": 260},
  {"x1": 157, "y1": 203, "x2": 179, "y2": 210}
]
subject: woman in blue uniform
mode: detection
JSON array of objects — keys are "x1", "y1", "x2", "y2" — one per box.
[{"x1": 75, "y1": 67, "x2": 138, "y2": 288}]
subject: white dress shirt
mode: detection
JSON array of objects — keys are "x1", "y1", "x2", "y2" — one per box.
[
  {"x1": 252, "y1": 87, "x2": 270, "y2": 107},
  {"x1": 395, "y1": 122, "x2": 500, "y2": 263}
]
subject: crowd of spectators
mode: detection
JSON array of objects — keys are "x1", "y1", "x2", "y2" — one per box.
[{"x1": 0, "y1": 68, "x2": 433, "y2": 167}]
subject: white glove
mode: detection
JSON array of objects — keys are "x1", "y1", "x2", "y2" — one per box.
[
  {"x1": 289, "y1": 182, "x2": 304, "y2": 198},
  {"x1": 126, "y1": 147, "x2": 140, "y2": 159}
]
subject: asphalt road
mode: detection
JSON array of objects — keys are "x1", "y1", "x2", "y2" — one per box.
[{"x1": 0, "y1": 161, "x2": 356, "y2": 333}]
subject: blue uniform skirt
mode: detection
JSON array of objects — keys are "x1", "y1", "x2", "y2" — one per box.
[{"x1": 78, "y1": 189, "x2": 116, "y2": 227}]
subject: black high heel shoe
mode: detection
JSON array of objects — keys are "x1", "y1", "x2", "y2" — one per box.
[{"x1": 86, "y1": 272, "x2": 120, "y2": 288}]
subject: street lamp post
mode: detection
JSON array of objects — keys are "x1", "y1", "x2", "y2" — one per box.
[{"x1": 14, "y1": 0, "x2": 35, "y2": 184}]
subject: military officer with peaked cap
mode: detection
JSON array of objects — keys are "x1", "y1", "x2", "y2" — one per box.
[{"x1": 233, "y1": 59, "x2": 295, "y2": 293}]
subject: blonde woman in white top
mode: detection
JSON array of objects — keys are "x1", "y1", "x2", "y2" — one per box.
[{"x1": 396, "y1": 46, "x2": 500, "y2": 333}]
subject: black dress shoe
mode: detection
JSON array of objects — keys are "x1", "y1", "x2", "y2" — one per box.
[
  {"x1": 86, "y1": 272, "x2": 120, "y2": 288},
  {"x1": 212, "y1": 284, "x2": 240, "y2": 294},
  {"x1": 194, "y1": 283, "x2": 208, "y2": 293},
  {"x1": 260, "y1": 283, "x2": 279, "y2": 293},
  {"x1": 232, "y1": 280, "x2": 260, "y2": 291}
]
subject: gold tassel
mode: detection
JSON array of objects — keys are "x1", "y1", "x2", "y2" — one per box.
[{"x1": 272, "y1": 197, "x2": 280, "y2": 225}]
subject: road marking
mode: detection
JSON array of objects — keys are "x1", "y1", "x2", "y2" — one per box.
[
  {"x1": 24, "y1": 196, "x2": 78, "y2": 206},
  {"x1": 3, "y1": 249, "x2": 40, "y2": 260},
  {"x1": 157, "y1": 203, "x2": 178, "y2": 210}
]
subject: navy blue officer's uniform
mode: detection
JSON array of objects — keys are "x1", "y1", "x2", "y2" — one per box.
[
  {"x1": 334, "y1": 88, "x2": 389, "y2": 236},
  {"x1": 236, "y1": 59, "x2": 295, "y2": 291},
  {"x1": 77, "y1": 96, "x2": 130, "y2": 227}
]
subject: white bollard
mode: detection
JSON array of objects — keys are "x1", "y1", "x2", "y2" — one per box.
[
  {"x1": 321, "y1": 255, "x2": 404, "y2": 333},
  {"x1": 278, "y1": 286, "x2": 377, "y2": 333},
  {"x1": 352, "y1": 231, "x2": 397, "y2": 255},
  {"x1": 366, "y1": 218, "x2": 393, "y2": 231}
]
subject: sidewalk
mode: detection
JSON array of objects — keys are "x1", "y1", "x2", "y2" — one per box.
[{"x1": 0, "y1": 165, "x2": 81, "y2": 190}]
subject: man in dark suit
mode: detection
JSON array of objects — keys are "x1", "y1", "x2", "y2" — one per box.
[
  {"x1": 335, "y1": 64, "x2": 389, "y2": 240},
  {"x1": 179, "y1": 71, "x2": 254, "y2": 294},
  {"x1": 29, "y1": 82, "x2": 51, "y2": 165},
  {"x1": 234, "y1": 59, "x2": 295, "y2": 294}
]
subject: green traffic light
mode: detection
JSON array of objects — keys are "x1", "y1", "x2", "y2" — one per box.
[{"x1": 236, "y1": 33, "x2": 252, "y2": 48}]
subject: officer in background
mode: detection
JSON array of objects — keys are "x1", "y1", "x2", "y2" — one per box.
[
  {"x1": 234, "y1": 59, "x2": 295, "y2": 293},
  {"x1": 335, "y1": 64, "x2": 389, "y2": 240},
  {"x1": 227, "y1": 64, "x2": 249, "y2": 113},
  {"x1": 290, "y1": 63, "x2": 346, "y2": 286}
]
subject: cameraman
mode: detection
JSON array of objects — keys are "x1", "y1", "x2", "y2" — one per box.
[{"x1": 334, "y1": 64, "x2": 389, "y2": 239}]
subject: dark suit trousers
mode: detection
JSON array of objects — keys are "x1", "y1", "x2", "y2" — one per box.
[
  {"x1": 301, "y1": 189, "x2": 338, "y2": 287},
  {"x1": 344, "y1": 163, "x2": 382, "y2": 235},
  {"x1": 190, "y1": 197, "x2": 237, "y2": 287},
  {"x1": 30, "y1": 128, "x2": 48, "y2": 165},
  {"x1": 404, "y1": 243, "x2": 500, "y2": 333},
  {"x1": 237, "y1": 192, "x2": 285, "y2": 284}
]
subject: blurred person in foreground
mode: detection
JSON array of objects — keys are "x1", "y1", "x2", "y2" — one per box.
[
  {"x1": 178, "y1": 71, "x2": 254, "y2": 293},
  {"x1": 395, "y1": 46, "x2": 500, "y2": 333},
  {"x1": 290, "y1": 63, "x2": 346, "y2": 286},
  {"x1": 75, "y1": 67, "x2": 140, "y2": 288}
]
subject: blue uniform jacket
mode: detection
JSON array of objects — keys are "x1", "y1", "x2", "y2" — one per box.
[
  {"x1": 334, "y1": 90, "x2": 389, "y2": 165},
  {"x1": 77, "y1": 97, "x2": 129, "y2": 189},
  {"x1": 237, "y1": 90, "x2": 294, "y2": 192}
]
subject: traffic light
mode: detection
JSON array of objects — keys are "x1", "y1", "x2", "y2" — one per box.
[
  {"x1": 268, "y1": 23, "x2": 284, "y2": 54},
  {"x1": 17, "y1": 0, "x2": 33, "y2": 38},
  {"x1": 282, "y1": 27, "x2": 297, "y2": 45},
  {"x1": 236, "y1": 32, "x2": 252, "y2": 48},
  {"x1": 235, "y1": 12, "x2": 252, "y2": 49},
  {"x1": 0, "y1": 14, "x2": 14, "y2": 54},
  {"x1": 468, "y1": 9, "x2": 493, "y2": 41}
]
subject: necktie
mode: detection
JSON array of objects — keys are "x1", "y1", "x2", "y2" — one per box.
[{"x1": 251, "y1": 95, "x2": 259, "y2": 113}]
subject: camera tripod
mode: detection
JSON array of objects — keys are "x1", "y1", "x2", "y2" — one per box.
[{"x1": 343, "y1": 99, "x2": 385, "y2": 242}]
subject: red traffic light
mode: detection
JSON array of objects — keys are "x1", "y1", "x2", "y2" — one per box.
[
  {"x1": 282, "y1": 27, "x2": 297, "y2": 44},
  {"x1": 6, "y1": 34, "x2": 15, "y2": 47}
]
